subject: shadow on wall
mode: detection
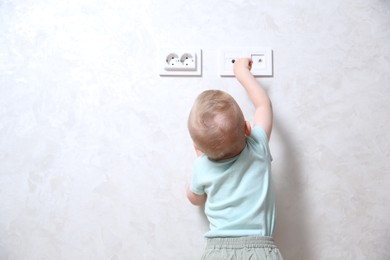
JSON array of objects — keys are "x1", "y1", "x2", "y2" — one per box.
[{"x1": 273, "y1": 117, "x2": 312, "y2": 260}]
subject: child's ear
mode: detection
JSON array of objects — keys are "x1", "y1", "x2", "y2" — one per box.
[
  {"x1": 193, "y1": 143, "x2": 204, "y2": 157},
  {"x1": 245, "y1": 121, "x2": 251, "y2": 136}
]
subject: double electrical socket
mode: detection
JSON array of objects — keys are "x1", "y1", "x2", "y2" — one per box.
[
  {"x1": 219, "y1": 48, "x2": 273, "y2": 76},
  {"x1": 159, "y1": 49, "x2": 202, "y2": 76}
]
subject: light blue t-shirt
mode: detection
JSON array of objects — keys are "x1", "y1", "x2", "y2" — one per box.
[{"x1": 190, "y1": 126, "x2": 276, "y2": 238}]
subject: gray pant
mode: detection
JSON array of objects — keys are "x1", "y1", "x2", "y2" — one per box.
[{"x1": 202, "y1": 236, "x2": 283, "y2": 260}]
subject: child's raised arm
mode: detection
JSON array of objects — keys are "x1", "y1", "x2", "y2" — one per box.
[{"x1": 233, "y1": 58, "x2": 273, "y2": 140}]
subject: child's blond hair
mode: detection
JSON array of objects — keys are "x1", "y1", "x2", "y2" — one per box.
[{"x1": 188, "y1": 90, "x2": 246, "y2": 160}]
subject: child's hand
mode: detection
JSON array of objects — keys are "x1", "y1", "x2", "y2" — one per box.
[{"x1": 233, "y1": 58, "x2": 253, "y2": 76}]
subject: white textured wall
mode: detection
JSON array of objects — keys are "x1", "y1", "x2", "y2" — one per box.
[{"x1": 1, "y1": 0, "x2": 389, "y2": 259}]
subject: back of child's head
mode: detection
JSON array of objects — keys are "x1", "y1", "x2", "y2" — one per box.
[{"x1": 188, "y1": 90, "x2": 246, "y2": 160}]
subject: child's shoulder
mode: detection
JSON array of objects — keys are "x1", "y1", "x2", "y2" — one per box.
[
  {"x1": 248, "y1": 125, "x2": 272, "y2": 161},
  {"x1": 251, "y1": 125, "x2": 268, "y2": 143}
]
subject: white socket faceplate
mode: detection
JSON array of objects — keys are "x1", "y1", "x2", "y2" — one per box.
[
  {"x1": 219, "y1": 48, "x2": 273, "y2": 77},
  {"x1": 159, "y1": 49, "x2": 202, "y2": 76}
]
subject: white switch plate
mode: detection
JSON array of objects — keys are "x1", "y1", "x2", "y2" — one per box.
[
  {"x1": 159, "y1": 49, "x2": 202, "y2": 76},
  {"x1": 219, "y1": 48, "x2": 273, "y2": 77}
]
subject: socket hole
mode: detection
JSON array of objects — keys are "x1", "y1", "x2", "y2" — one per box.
[{"x1": 231, "y1": 59, "x2": 235, "y2": 63}]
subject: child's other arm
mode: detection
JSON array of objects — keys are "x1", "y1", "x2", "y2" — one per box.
[
  {"x1": 233, "y1": 58, "x2": 273, "y2": 140},
  {"x1": 186, "y1": 143, "x2": 207, "y2": 206},
  {"x1": 186, "y1": 184, "x2": 206, "y2": 206}
]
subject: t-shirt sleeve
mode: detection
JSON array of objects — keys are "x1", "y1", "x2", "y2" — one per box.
[
  {"x1": 251, "y1": 125, "x2": 273, "y2": 161},
  {"x1": 190, "y1": 159, "x2": 206, "y2": 195}
]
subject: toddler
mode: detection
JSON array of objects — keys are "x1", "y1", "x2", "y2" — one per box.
[{"x1": 186, "y1": 58, "x2": 283, "y2": 260}]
